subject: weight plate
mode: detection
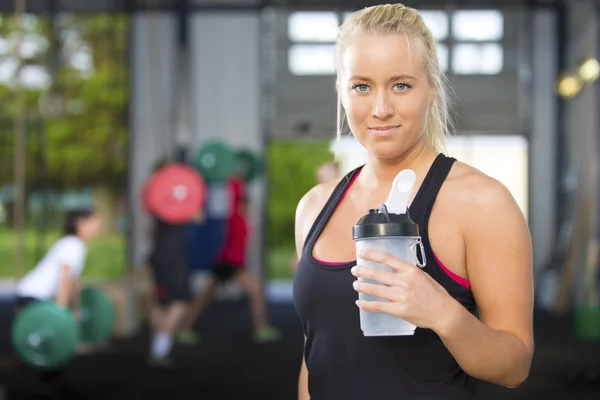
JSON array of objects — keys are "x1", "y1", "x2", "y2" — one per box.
[
  {"x1": 194, "y1": 140, "x2": 236, "y2": 183},
  {"x1": 12, "y1": 301, "x2": 79, "y2": 370},
  {"x1": 79, "y1": 287, "x2": 116, "y2": 344},
  {"x1": 236, "y1": 149, "x2": 263, "y2": 183},
  {"x1": 143, "y1": 163, "x2": 207, "y2": 224}
]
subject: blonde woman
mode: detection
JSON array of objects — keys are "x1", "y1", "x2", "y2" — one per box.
[{"x1": 293, "y1": 4, "x2": 533, "y2": 399}]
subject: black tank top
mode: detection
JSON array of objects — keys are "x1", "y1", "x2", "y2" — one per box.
[{"x1": 293, "y1": 154, "x2": 477, "y2": 400}]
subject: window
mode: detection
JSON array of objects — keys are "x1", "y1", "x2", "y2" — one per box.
[
  {"x1": 452, "y1": 10, "x2": 503, "y2": 41},
  {"x1": 288, "y1": 11, "x2": 339, "y2": 76},
  {"x1": 419, "y1": 10, "x2": 449, "y2": 41},
  {"x1": 288, "y1": 44, "x2": 336, "y2": 76},
  {"x1": 287, "y1": 9, "x2": 504, "y2": 76},
  {"x1": 421, "y1": 10, "x2": 450, "y2": 72},
  {"x1": 437, "y1": 43, "x2": 449, "y2": 74},
  {"x1": 288, "y1": 12, "x2": 339, "y2": 42},
  {"x1": 452, "y1": 43, "x2": 503, "y2": 75},
  {"x1": 450, "y1": 10, "x2": 504, "y2": 75}
]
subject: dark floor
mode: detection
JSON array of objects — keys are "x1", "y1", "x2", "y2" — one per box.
[{"x1": 0, "y1": 299, "x2": 599, "y2": 399}]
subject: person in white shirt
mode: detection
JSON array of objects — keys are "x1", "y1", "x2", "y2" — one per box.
[
  {"x1": 13, "y1": 208, "x2": 102, "y2": 395},
  {"x1": 15, "y1": 208, "x2": 102, "y2": 311}
]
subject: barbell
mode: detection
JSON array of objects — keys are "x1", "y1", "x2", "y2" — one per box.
[
  {"x1": 193, "y1": 140, "x2": 264, "y2": 184},
  {"x1": 194, "y1": 140, "x2": 237, "y2": 184},
  {"x1": 11, "y1": 287, "x2": 115, "y2": 370},
  {"x1": 142, "y1": 163, "x2": 207, "y2": 225},
  {"x1": 236, "y1": 148, "x2": 263, "y2": 183},
  {"x1": 142, "y1": 144, "x2": 263, "y2": 224}
]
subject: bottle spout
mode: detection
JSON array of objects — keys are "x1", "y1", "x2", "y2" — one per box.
[
  {"x1": 384, "y1": 169, "x2": 417, "y2": 215},
  {"x1": 377, "y1": 204, "x2": 390, "y2": 221}
]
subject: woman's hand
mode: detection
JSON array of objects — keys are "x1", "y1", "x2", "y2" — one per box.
[{"x1": 351, "y1": 249, "x2": 456, "y2": 331}]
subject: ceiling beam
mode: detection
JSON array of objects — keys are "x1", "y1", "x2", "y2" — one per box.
[{"x1": 0, "y1": 0, "x2": 565, "y2": 13}]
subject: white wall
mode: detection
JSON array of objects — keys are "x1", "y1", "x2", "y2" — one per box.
[
  {"x1": 130, "y1": 13, "x2": 178, "y2": 265},
  {"x1": 190, "y1": 12, "x2": 264, "y2": 277},
  {"x1": 447, "y1": 135, "x2": 529, "y2": 219}
]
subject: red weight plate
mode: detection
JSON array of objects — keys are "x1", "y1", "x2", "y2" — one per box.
[{"x1": 143, "y1": 163, "x2": 207, "y2": 224}]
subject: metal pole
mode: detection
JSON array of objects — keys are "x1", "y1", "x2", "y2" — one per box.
[{"x1": 13, "y1": 0, "x2": 27, "y2": 278}]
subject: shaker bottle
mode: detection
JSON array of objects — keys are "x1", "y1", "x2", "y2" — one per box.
[{"x1": 352, "y1": 169, "x2": 427, "y2": 337}]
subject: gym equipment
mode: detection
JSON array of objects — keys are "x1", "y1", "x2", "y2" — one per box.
[
  {"x1": 194, "y1": 140, "x2": 237, "y2": 183},
  {"x1": 236, "y1": 149, "x2": 263, "y2": 183},
  {"x1": 11, "y1": 288, "x2": 116, "y2": 369},
  {"x1": 79, "y1": 287, "x2": 116, "y2": 344},
  {"x1": 12, "y1": 301, "x2": 79, "y2": 370},
  {"x1": 143, "y1": 163, "x2": 207, "y2": 224}
]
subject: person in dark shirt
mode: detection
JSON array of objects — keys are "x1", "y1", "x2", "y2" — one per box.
[
  {"x1": 145, "y1": 159, "x2": 198, "y2": 367},
  {"x1": 177, "y1": 194, "x2": 281, "y2": 344},
  {"x1": 293, "y1": 4, "x2": 534, "y2": 399}
]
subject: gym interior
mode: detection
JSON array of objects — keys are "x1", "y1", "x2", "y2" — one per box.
[{"x1": 0, "y1": 0, "x2": 598, "y2": 398}]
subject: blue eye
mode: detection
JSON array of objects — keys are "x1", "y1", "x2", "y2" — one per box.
[
  {"x1": 395, "y1": 83, "x2": 410, "y2": 91},
  {"x1": 352, "y1": 83, "x2": 369, "y2": 92}
]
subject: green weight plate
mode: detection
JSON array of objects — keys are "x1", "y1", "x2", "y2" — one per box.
[
  {"x1": 194, "y1": 140, "x2": 236, "y2": 183},
  {"x1": 79, "y1": 287, "x2": 115, "y2": 344},
  {"x1": 12, "y1": 301, "x2": 78, "y2": 370},
  {"x1": 573, "y1": 305, "x2": 600, "y2": 342},
  {"x1": 236, "y1": 149, "x2": 263, "y2": 183}
]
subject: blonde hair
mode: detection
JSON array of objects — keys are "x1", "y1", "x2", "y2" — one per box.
[{"x1": 335, "y1": 3, "x2": 453, "y2": 154}]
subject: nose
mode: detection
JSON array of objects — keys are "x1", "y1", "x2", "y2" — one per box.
[{"x1": 371, "y1": 91, "x2": 394, "y2": 120}]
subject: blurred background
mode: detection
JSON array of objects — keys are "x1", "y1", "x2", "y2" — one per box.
[{"x1": 0, "y1": 0, "x2": 597, "y2": 399}]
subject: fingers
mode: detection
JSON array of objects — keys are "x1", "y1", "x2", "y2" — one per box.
[
  {"x1": 355, "y1": 299, "x2": 396, "y2": 314},
  {"x1": 351, "y1": 265, "x2": 397, "y2": 286},
  {"x1": 359, "y1": 249, "x2": 414, "y2": 272},
  {"x1": 353, "y1": 280, "x2": 400, "y2": 301}
]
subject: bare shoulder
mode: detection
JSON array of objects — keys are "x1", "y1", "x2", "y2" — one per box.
[
  {"x1": 442, "y1": 161, "x2": 526, "y2": 230},
  {"x1": 294, "y1": 178, "x2": 341, "y2": 254}
]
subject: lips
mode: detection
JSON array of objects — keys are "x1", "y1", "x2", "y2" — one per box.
[{"x1": 368, "y1": 125, "x2": 400, "y2": 136}]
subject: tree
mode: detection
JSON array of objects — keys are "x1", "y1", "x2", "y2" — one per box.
[
  {"x1": 46, "y1": 14, "x2": 129, "y2": 190},
  {"x1": 0, "y1": 13, "x2": 129, "y2": 190},
  {"x1": 0, "y1": 12, "x2": 129, "y2": 232}
]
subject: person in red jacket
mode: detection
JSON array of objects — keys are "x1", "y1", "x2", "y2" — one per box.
[{"x1": 177, "y1": 195, "x2": 281, "y2": 344}]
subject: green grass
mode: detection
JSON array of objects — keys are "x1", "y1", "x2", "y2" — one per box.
[
  {"x1": 268, "y1": 245, "x2": 295, "y2": 281},
  {"x1": 0, "y1": 227, "x2": 126, "y2": 278}
]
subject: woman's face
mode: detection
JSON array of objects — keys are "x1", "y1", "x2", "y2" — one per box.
[
  {"x1": 78, "y1": 213, "x2": 102, "y2": 240},
  {"x1": 339, "y1": 34, "x2": 432, "y2": 161}
]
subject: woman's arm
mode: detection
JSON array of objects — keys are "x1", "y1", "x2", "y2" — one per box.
[
  {"x1": 298, "y1": 336, "x2": 309, "y2": 400},
  {"x1": 55, "y1": 264, "x2": 74, "y2": 308},
  {"x1": 70, "y1": 277, "x2": 82, "y2": 316},
  {"x1": 435, "y1": 178, "x2": 534, "y2": 387}
]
